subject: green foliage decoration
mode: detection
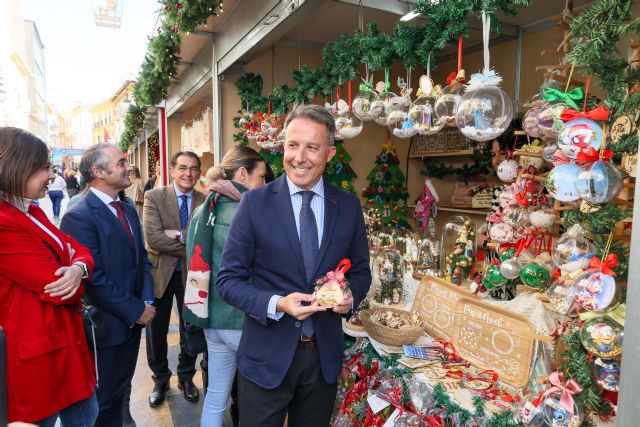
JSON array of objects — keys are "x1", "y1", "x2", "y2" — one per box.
[
  {"x1": 324, "y1": 139, "x2": 358, "y2": 193},
  {"x1": 118, "y1": 103, "x2": 145, "y2": 152},
  {"x1": 421, "y1": 149, "x2": 492, "y2": 183}
]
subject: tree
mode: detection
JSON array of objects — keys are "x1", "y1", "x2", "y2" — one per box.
[{"x1": 324, "y1": 139, "x2": 357, "y2": 193}]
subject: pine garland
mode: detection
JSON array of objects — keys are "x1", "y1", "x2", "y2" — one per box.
[
  {"x1": 421, "y1": 149, "x2": 492, "y2": 183},
  {"x1": 119, "y1": 104, "x2": 145, "y2": 152}
]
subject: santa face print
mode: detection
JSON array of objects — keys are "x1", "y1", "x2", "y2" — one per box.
[{"x1": 184, "y1": 273, "x2": 209, "y2": 318}]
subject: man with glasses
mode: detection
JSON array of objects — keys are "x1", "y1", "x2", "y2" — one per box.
[{"x1": 142, "y1": 151, "x2": 206, "y2": 407}]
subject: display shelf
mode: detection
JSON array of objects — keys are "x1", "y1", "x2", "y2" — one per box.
[
  {"x1": 409, "y1": 149, "x2": 474, "y2": 158},
  {"x1": 408, "y1": 203, "x2": 489, "y2": 216}
]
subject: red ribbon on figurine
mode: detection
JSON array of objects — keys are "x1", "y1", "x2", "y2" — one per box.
[
  {"x1": 576, "y1": 147, "x2": 613, "y2": 164},
  {"x1": 588, "y1": 254, "x2": 618, "y2": 276},
  {"x1": 540, "y1": 371, "x2": 582, "y2": 415},
  {"x1": 327, "y1": 259, "x2": 351, "y2": 282},
  {"x1": 559, "y1": 105, "x2": 611, "y2": 122}
]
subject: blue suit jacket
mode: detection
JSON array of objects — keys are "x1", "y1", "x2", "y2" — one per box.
[
  {"x1": 60, "y1": 191, "x2": 154, "y2": 348},
  {"x1": 217, "y1": 176, "x2": 371, "y2": 388}
]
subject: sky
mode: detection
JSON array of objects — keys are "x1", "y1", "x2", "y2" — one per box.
[{"x1": 22, "y1": 0, "x2": 160, "y2": 110}]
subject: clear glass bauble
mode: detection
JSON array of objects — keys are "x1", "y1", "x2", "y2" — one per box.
[
  {"x1": 551, "y1": 227, "x2": 593, "y2": 272},
  {"x1": 575, "y1": 161, "x2": 623, "y2": 204},
  {"x1": 393, "y1": 229, "x2": 420, "y2": 265},
  {"x1": 593, "y1": 358, "x2": 620, "y2": 392},
  {"x1": 414, "y1": 235, "x2": 441, "y2": 278},
  {"x1": 496, "y1": 159, "x2": 520, "y2": 182},
  {"x1": 260, "y1": 116, "x2": 279, "y2": 136},
  {"x1": 546, "y1": 164, "x2": 581, "y2": 202},
  {"x1": 519, "y1": 262, "x2": 552, "y2": 288},
  {"x1": 387, "y1": 96, "x2": 417, "y2": 139},
  {"x1": 519, "y1": 393, "x2": 546, "y2": 427},
  {"x1": 435, "y1": 84, "x2": 463, "y2": 127},
  {"x1": 558, "y1": 118, "x2": 604, "y2": 159},
  {"x1": 352, "y1": 90, "x2": 380, "y2": 121},
  {"x1": 540, "y1": 390, "x2": 583, "y2": 427},
  {"x1": 503, "y1": 205, "x2": 529, "y2": 227},
  {"x1": 440, "y1": 215, "x2": 476, "y2": 284},
  {"x1": 373, "y1": 248, "x2": 405, "y2": 305},
  {"x1": 547, "y1": 279, "x2": 576, "y2": 315},
  {"x1": 498, "y1": 186, "x2": 516, "y2": 209},
  {"x1": 371, "y1": 92, "x2": 398, "y2": 125},
  {"x1": 580, "y1": 316, "x2": 623, "y2": 358},
  {"x1": 529, "y1": 205, "x2": 556, "y2": 230},
  {"x1": 335, "y1": 111, "x2": 363, "y2": 139},
  {"x1": 537, "y1": 101, "x2": 567, "y2": 141},
  {"x1": 410, "y1": 96, "x2": 445, "y2": 135},
  {"x1": 522, "y1": 107, "x2": 542, "y2": 138},
  {"x1": 574, "y1": 269, "x2": 617, "y2": 312},
  {"x1": 455, "y1": 85, "x2": 514, "y2": 141},
  {"x1": 542, "y1": 142, "x2": 559, "y2": 163},
  {"x1": 489, "y1": 222, "x2": 514, "y2": 242},
  {"x1": 500, "y1": 257, "x2": 521, "y2": 279}
]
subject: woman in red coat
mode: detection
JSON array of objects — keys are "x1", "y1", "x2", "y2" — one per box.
[{"x1": 0, "y1": 127, "x2": 97, "y2": 426}]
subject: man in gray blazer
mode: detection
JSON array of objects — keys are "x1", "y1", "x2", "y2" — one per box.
[{"x1": 143, "y1": 151, "x2": 206, "y2": 407}]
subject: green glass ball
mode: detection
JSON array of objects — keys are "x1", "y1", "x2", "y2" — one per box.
[
  {"x1": 500, "y1": 247, "x2": 517, "y2": 261},
  {"x1": 519, "y1": 262, "x2": 552, "y2": 288},
  {"x1": 486, "y1": 264, "x2": 508, "y2": 286}
]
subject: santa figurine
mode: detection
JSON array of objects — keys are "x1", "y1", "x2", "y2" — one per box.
[{"x1": 183, "y1": 244, "x2": 211, "y2": 320}]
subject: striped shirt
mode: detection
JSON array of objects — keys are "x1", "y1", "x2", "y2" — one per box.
[{"x1": 285, "y1": 175, "x2": 324, "y2": 245}]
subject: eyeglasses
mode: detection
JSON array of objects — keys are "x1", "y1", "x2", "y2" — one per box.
[{"x1": 176, "y1": 166, "x2": 200, "y2": 173}]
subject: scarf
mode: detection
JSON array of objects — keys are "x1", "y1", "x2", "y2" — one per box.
[{"x1": 183, "y1": 180, "x2": 242, "y2": 327}]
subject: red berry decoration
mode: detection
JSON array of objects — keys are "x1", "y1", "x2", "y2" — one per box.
[
  {"x1": 172, "y1": 26, "x2": 179, "y2": 32},
  {"x1": 176, "y1": 3, "x2": 183, "y2": 8},
  {"x1": 165, "y1": 5, "x2": 172, "y2": 10}
]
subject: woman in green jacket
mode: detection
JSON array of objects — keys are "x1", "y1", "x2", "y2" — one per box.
[{"x1": 184, "y1": 146, "x2": 267, "y2": 427}]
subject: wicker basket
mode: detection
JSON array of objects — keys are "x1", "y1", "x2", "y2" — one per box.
[{"x1": 361, "y1": 308, "x2": 424, "y2": 346}]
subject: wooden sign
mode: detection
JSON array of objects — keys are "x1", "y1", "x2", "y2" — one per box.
[
  {"x1": 409, "y1": 128, "x2": 470, "y2": 156},
  {"x1": 452, "y1": 297, "x2": 537, "y2": 388},
  {"x1": 411, "y1": 276, "x2": 476, "y2": 342}
]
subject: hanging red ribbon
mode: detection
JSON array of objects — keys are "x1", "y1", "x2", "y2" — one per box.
[
  {"x1": 582, "y1": 76, "x2": 591, "y2": 112},
  {"x1": 267, "y1": 100, "x2": 271, "y2": 116},
  {"x1": 588, "y1": 254, "x2": 618, "y2": 276},
  {"x1": 457, "y1": 35, "x2": 463, "y2": 71},
  {"x1": 541, "y1": 371, "x2": 583, "y2": 415},
  {"x1": 327, "y1": 259, "x2": 351, "y2": 282},
  {"x1": 559, "y1": 105, "x2": 611, "y2": 122},
  {"x1": 576, "y1": 147, "x2": 614, "y2": 164}
]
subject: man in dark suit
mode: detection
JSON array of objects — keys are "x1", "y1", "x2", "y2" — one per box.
[
  {"x1": 143, "y1": 151, "x2": 205, "y2": 406},
  {"x1": 217, "y1": 104, "x2": 371, "y2": 427},
  {"x1": 61, "y1": 143, "x2": 156, "y2": 427}
]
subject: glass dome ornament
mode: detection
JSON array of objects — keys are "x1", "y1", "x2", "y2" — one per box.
[
  {"x1": 542, "y1": 142, "x2": 559, "y2": 163},
  {"x1": 435, "y1": 83, "x2": 463, "y2": 127},
  {"x1": 371, "y1": 91, "x2": 398, "y2": 125},
  {"x1": 551, "y1": 224, "x2": 593, "y2": 272},
  {"x1": 580, "y1": 316, "x2": 623, "y2": 358},
  {"x1": 503, "y1": 205, "x2": 529, "y2": 227},
  {"x1": 519, "y1": 393, "x2": 546, "y2": 427},
  {"x1": 523, "y1": 107, "x2": 543, "y2": 138},
  {"x1": 529, "y1": 205, "x2": 556, "y2": 230},
  {"x1": 456, "y1": 83, "x2": 514, "y2": 141},
  {"x1": 498, "y1": 186, "x2": 516, "y2": 209},
  {"x1": 440, "y1": 215, "x2": 475, "y2": 285},
  {"x1": 547, "y1": 278, "x2": 577, "y2": 315},
  {"x1": 496, "y1": 159, "x2": 520, "y2": 182},
  {"x1": 546, "y1": 164, "x2": 581, "y2": 202},
  {"x1": 574, "y1": 269, "x2": 617, "y2": 312},
  {"x1": 410, "y1": 95, "x2": 444, "y2": 135},
  {"x1": 575, "y1": 161, "x2": 623, "y2": 204},
  {"x1": 500, "y1": 257, "x2": 521, "y2": 280},
  {"x1": 372, "y1": 248, "x2": 405, "y2": 306},
  {"x1": 352, "y1": 89, "x2": 379, "y2": 121},
  {"x1": 335, "y1": 111, "x2": 363, "y2": 139},
  {"x1": 519, "y1": 262, "x2": 552, "y2": 288},
  {"x1": 413, "y1": 234, "x2": 441, "y2": 279},
  {"x1": 537, "y1": 101, "x2": 567, "y2": 141},
  {"x1": 593, "y1": 358, "x2": 620, "y2": 392},
  {"x1": 540, "y1": 390, "x2": 583, "y2": 427},
  {"x1": 387, "y1": 96, "x2": 417, "y2": 139},
  {"x1": 489, "y1": 222, "x2": 514, "y2": 243},
  {"x1": 558, "y1": 118, "x2": 604, "y2": 159}
]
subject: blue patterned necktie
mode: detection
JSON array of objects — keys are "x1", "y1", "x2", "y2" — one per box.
[
  {"x1": 176, "y1": 194, "x2": 189, "y2": 272},
  {"x1": 299, "y1": 191, "x2": 318, "y2": 337}
]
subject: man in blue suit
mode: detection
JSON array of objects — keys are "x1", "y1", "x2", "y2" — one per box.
[
  {"x1": 217, "y1": 104, "x2": 371, "y2": 427},
  {"x1": 61, "y1": 143, "x2": 156, "y2": 427}
]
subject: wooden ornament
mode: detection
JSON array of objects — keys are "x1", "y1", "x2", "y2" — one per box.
[{"x1": 316, "y1": 281, "x2": 344, "y2": 308}]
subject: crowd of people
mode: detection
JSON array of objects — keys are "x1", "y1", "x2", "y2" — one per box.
[{"x1": 0, "y1": 104, "x2": 372, "y2": 427}]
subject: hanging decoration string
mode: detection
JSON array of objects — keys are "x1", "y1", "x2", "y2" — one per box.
[
  {"x1": 457, "y1": 35, "x2": 463, "y2": 72},
  {"x1": 482, "y1": 11, "x2": 491, "y2": 74},
  {"x1": 582, "y1": 76, "x2": 591, "y2": 112},
  {"x1": 427, "y1": 52, "x2": 431, "y2": 80},
  {"x1": 564, "y1": 63, "x2": 576, "y2": 92},
  {"x1": 267, "y1": 99, "x2": 271, "y2": 116}
]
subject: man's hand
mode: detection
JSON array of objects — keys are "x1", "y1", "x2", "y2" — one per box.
[
  {"x1": 276, "y1": 292, "x2": 326, "y2": 320},
  {"x1": 163, "y1": 229, "x2": 181, "y2": 241},
  {"x1": 332, "y1": 288, "x2": 354, "y2": 314},
  {"x1": 44, "y1": 265, "x2": 83, "y2": 300},
  {"x1": 137, "y1": 302, "x2": 156, "y2": 325}
]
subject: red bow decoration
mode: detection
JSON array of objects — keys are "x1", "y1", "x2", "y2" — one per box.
[
  {"x1": 540, "y1": 371, "x2": 582, "y2": 415},
  {"x1": 588, "y1": 254, "x2": 618, "y2": 276},
  {"x1": 515, "y1": 192, "x2": 530, "y2": 206},
  {"x1": 446, "y1": 71, "x2": 458, "y2": 86},
  {"x1": 559, "y1": 105, "x2": 611, "y2": 122},
  {"x1": 576, "y1": 147, "x2": 613, "y2": 164}
]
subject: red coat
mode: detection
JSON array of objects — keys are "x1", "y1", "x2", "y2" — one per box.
[{"x1": 0, "y1": 202, "x2": 96, "y2": 423}]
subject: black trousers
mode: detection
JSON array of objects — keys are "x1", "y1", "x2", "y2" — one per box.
[
  {"x1": 238, "y1": 341, "x2": 338, "y2": 427},
  {"x1": 146, "y1": 269, "x2": 197, "y2": 385},
  {"x1": 94, "y1": 330, "x2": 141, "y2": 427}
]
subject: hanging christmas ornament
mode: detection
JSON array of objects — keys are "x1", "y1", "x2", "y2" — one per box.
[
  {"x1": 575, "y1": 161, "x2": 623, "y2": 204},
  {"x1": 542, "y1": 142, "x2": 559, "y2": 163},
  {"x1": 419, "y1": 74, "x2": 433, "y2": 95},
  {"x1": 259, "y1": 115, "x2": 279, "y2": 136},
  {"x1": 529, "y1": 205, "x2": 556, "y2": 230},
  {"x1": 520, "y1": 262, "x2": 552, "y2": 288},
  {"x1": 388, "y1": 96, "x2": 417, "y2": 139},
  {"x1": 574, "y1": 262, "x2": 618, "y2": 312},
  {"x1": 489, "y1": 222, "x2": 514, "y2": 242},
  {"x1": 455, "y1": 14, "x2": 513, "y2": 141},
  {"x1": 335, "y1": 112, "x2": 363, "y2": 139},
  {"x1": 558, "y1": 118, "x2": 604, "y2": 159},
  {"x1": 593, "y1": 358, "x2": 620, "y2": 392},
  {"x1": 519, "y1": 393, "x2": 546, "y2": 427},
  {"x1": 580, "y1": 316, "x2": 623, "y2": 358},
  {"x1": 496, "y1": 159, "x2": 520, "y2": 182},
  {"x1": 485, "y1": 264, "x2": 508, "y2": 286},
  {"x1": 546, "y1": 164, "x2": 581, "y2": 202},
  {"x1": 552, "y1": 224, "x2": 594, "y2": 272},
  {"x1": 547, "y1": 277, "x2": 578, "y2": 315},
  {"x1": 436, "y1": 37, "x2": 465, "y2": 127},
  {"x1": 503, "y1": 205, "x2": 529, "y2": 227},
  {"x1": 523, "y1": 107, "x2": 543, "y2": 138},
  {"x1": 540, "y1": 373, "x2": 583, "y2": 427},
  {"x1": 498, "y1": 186, "x2": 517, "y2": 209},
  {"x1": 371, "y1": 91, "x2": 398, "y2": 126},
  {"x1": 352, "y1": 77, "x2": 380, "y2": 121},
  {"x1": 537, "y1": 101, "x2": 567, "y2": 141},
  {"x1": 410, "y1": 95, "x2": 444, "y2": 135},
  {"x1": 499, "y1": 246, "x2": 517, "y2": 261},
  {"x1": 500, "y1": 257, "x2": 521, "y2": 279}
]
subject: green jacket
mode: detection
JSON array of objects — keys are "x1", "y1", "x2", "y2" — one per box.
[{"x1": 187, "y1": 183, "x2": 247, "y2": 329}]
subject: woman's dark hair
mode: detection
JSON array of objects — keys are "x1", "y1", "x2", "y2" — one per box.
[
  {"x1": 0, "y1": 127, "x2": 49, "y2": 204},
  {"x1": 131, "y1": 165, "x2": 141, "y2": 179},
  {"x1": 264, "y1": 160, "x2": 275, "y2": 183}
]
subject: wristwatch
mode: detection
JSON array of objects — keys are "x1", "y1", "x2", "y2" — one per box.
[{"x1": 73, "y1": 262, "x2": 89, "y2": 279}]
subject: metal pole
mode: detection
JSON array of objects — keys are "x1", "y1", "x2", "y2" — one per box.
[{"x1": 617, "y1": 176, "x2": 640, "y2": 426}]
